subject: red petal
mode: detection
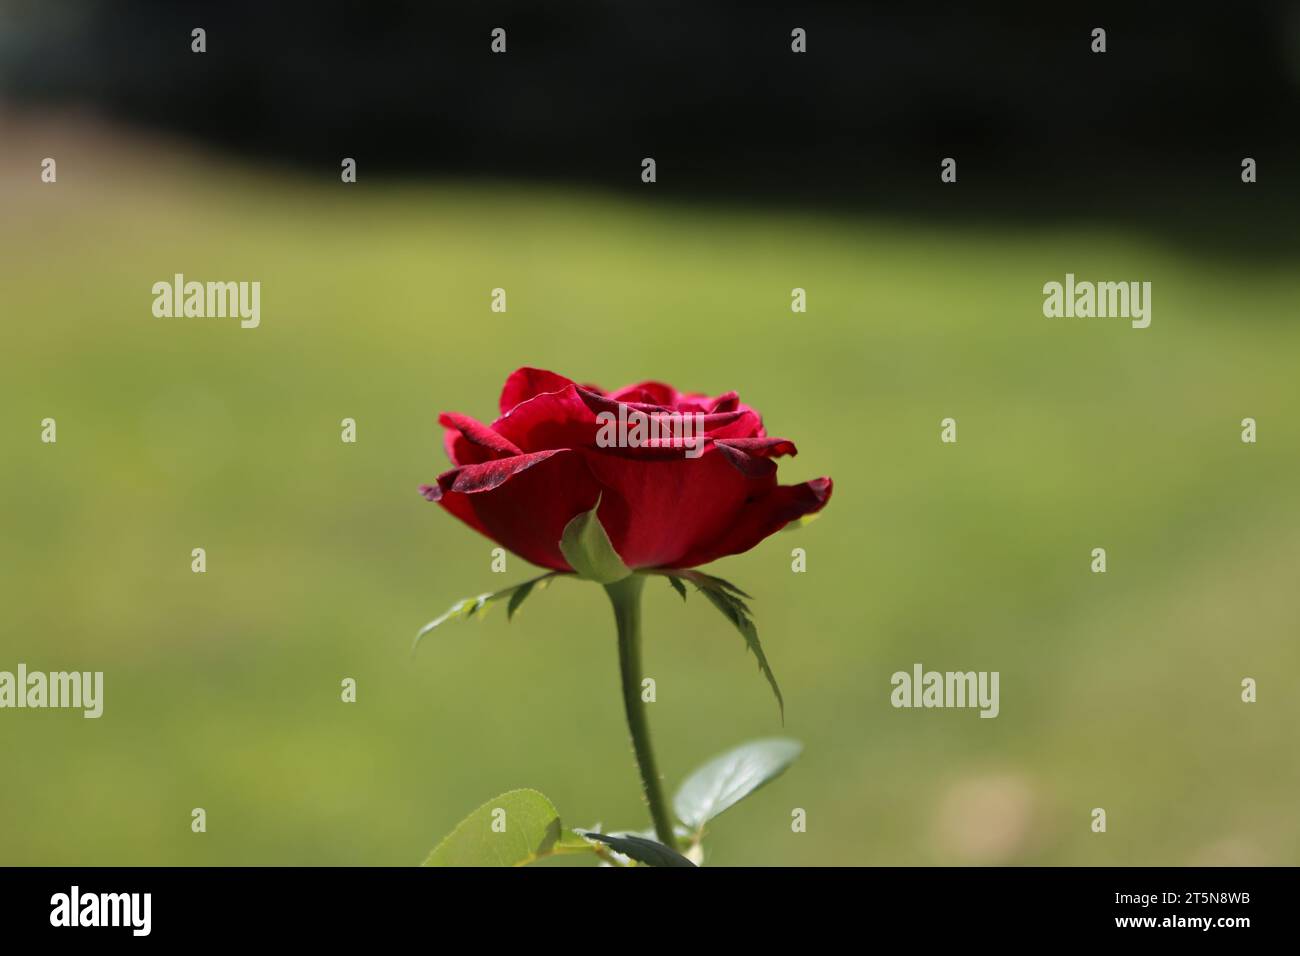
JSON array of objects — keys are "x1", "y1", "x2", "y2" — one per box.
[
  {"x1": 580, "y1": 448, "x2": 772, "y2": 569},
  {"x1": 708, "y1": 391, "x2": 741, "y2": 413},
  {"x1": 673, "y1": 477, "x2": 833, "y2": 568},
  {"x1": 439, "y1": 412, "x2": 522, "y2": 466},
  {"x1": 422, "y1": 449, "x2": 602, "y2": 571},
  {"x1": 498, "y1": 367, "x2": 578, "y2": 416},
  {"x1": 608, "y1": 380, "x2": 680, "y2": 407},
  {"x1": 712, "y1": 436, "x2": 799, "y2": 475},
  {"x1": 494, "y1": 384, "x2": 602, "y2": 453}
]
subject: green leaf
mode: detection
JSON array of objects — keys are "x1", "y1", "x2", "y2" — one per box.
[
  {"x1": 675, "y1": 570, "x2": 782, "y2": 721},
  {"x1": 665, "y1": 574, "x2": 687, "y2": 600},
  {"x1": 556, "y1": 827, "x2": 599, "y2": 851},
  {"x1": 506, "y1": 578, "x2": 539, "y2": 620},
  {"x1": 577, "y1": 830, "x2": 697, "y2": 867},
  {"x1": 424, "y1": 789, "x2": 568, "y2": 866},
  {"x1": 412, "y1": 572, "x2": 560, "y2": 652},
  {"x1": 678, "y1": 568, "x2": 752, "y2": 599},
  {"x1": 558, "y1": 498, "x2": 631, "y2": 584},
  {"x1": 673, "y1": 738, "x2": 803, "y2": 831}
]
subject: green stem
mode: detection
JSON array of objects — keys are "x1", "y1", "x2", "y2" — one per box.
[{"x1": 604, "y1": 573, "x2": 677, "y2": 848}]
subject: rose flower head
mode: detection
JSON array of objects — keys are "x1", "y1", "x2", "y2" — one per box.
[{"x1": 420, "y1": 367, "x2": 832, "y2": 572}]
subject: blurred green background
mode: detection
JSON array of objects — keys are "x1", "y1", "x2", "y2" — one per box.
[{"x1": 1, "y1": 119, "x2": 1297, "y2": 866}]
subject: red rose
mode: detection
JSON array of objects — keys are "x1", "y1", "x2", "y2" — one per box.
[{"x1": 420, "y1": 367, "x2": 832, "y2": 571}]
